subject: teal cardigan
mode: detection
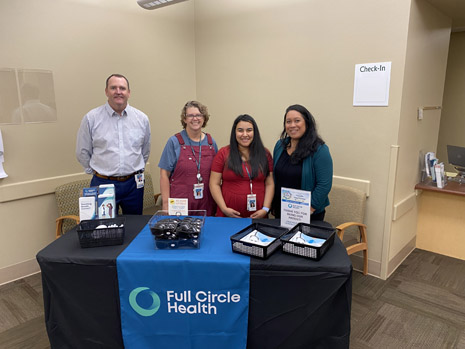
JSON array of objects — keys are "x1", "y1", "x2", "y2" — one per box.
[{"x1": 273, "y1": 139, "x2": 333, "y2": 214}]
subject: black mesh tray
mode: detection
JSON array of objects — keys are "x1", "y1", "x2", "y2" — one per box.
[
  {"x1": 77, "y1": 217, "x2": 125, "y2": 248},
  {"x1": 280, "y1": 223, "x2": 335, "y2": 261},
  {"x1": 230, "y1": 222, "x2": 289, "y2": 259}
]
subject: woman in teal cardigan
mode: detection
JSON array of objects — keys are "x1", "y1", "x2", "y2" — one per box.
[{"x1": 272, "y1": 104, "x2": 333, "y2": 220}]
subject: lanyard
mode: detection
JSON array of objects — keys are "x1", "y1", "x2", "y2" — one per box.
[
  {"x1": 188, "y1": 137, "x2": 202, "y2": 183},
  {"x1": 244, "y1": 162, "x2": 253, "y2": 194}
]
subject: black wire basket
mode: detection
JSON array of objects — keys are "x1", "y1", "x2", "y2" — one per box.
[
  {"x1": 280, "y1": 223, "x2": 335, "y2": 261},
  {"x1": 231, "y1": 222, "x2": 289, "y2": 259},
  {"x1": 77, "y1": 217, "x2": 126, "y2": 248}
]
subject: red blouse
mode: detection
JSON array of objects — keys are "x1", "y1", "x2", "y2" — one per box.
[{"x1": 211, "y1": 146, "x2": 273, "y2": 217}]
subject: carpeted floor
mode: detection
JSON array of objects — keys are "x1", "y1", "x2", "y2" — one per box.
[
  {"x1": 351, "y1": 249, "x2": 465, "y2": 348},
  {"x1": 0, "y1": 248, "x2": 464, "y2": 348}
]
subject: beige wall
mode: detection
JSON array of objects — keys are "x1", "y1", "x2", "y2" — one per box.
[
  {"x1": 195, "y1": 0, "x2": 412, "y2": 275},
  {"x1": 0, "y1": 0, "x2": 196, "y2": 282},
  {"x1": 0, "y1": 0, "x2": 455, "y2": 282},
  {"x1": 388, "y1": 0, "x2": 451, "y2": 277},
  {"x1": 437, "y1": 32, "x2": 465, "y2": 171}
]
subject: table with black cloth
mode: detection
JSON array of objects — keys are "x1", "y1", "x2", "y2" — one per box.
[{"x1": 36, "y1": 215, "x2": 352, "y2": 349}]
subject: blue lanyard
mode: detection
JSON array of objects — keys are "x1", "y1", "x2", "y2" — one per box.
[
  {"x1": 244, "y1": 162, "x2": 253, "y2": 194},
  {"x1": 188, "y1": 137, "x2": 202, "y2": 183}
]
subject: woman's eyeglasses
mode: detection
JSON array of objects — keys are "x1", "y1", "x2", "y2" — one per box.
[{"x1": 186, "y1": 114, "x2": 203, "y2": 119}]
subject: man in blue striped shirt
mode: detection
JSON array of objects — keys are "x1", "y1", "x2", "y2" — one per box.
[{"x1": 76, "y1": 74, "x2": 151, "y2": 214}]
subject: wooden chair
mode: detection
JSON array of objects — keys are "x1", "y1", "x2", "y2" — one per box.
[
  {"x1": 141, "y1": 172, "x2": 162, "y2": 215},
  {"x1": 54, "y1": 172, "x2": 161, "y2": 238},
  {"x1": 55, "y1": 178, "x2": 91, "y2": 238},
  {"x1": 325, "y1": 184, "x2": 368, "y2": 275}
]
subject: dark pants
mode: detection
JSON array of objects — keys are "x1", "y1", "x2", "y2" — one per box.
[
  {"x1": 311, "y1": 209, "x2": 326, "y2": 221},
  {"x1": 91, "y1": 175, "x2": 144, "y2": 215}
]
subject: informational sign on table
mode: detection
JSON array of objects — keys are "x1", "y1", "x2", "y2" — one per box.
[
  {"x1": 280, "y1": 187, "x2": 311, "y2": 229},
  {"x1": 168, "y1": 198, "x2": 188, "y2": 215}
]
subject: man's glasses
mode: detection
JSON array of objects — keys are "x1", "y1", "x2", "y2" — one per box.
[{"x1": 186, "y1": 114, "x2": 204, "y2": 119}]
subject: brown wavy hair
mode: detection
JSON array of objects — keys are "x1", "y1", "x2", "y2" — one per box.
[{"x1": 180, "y1": 101, "x2": 210, "y2": 129}]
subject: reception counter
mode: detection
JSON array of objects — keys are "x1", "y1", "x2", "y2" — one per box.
[{"x1": 415, "y1": 178, "x2": 465, "y2": 260}]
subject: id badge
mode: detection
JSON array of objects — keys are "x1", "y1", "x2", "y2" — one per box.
[
  {"x1": 193, "y1": 183, "x2": 204, "y2": 199},
  {"x1": 135, "y1": 173, "x2": 145, "y2": 189},
  {"x1": 247, "y1": 194, "x2": 257, "y2": 211}
]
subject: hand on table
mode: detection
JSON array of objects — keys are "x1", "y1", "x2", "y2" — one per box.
[
  {"x1": 222, "y1": 207, "x2": 241, "y2": 218},
  {"x1": 250, "y1": 209, "x2": 268, "y2": 219}
]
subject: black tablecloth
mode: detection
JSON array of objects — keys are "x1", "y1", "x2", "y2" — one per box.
[{"x1": 37, "y1": 216, "x2": 352, "y2": 349}]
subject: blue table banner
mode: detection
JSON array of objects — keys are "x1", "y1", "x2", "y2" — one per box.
[{"x1": 117, "y1": 217, "x2": 251, "y2": 349}]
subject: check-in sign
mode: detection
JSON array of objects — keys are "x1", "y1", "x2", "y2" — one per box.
[{"x1": 353, "y1": 61, "x2": 391, "y2": 106}]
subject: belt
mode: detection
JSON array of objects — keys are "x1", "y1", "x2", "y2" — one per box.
[{"x1": 93, "y1": 170, "x2": 143, "y2": 182}]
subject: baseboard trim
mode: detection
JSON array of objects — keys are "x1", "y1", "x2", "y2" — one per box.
[
  {"x1": 350, "y1": 253, "x2": 381, "y2": 278},
  {"x1": 386, "y1": 236, "x2": 416, "y2": 278},
  {"x1": 0, "y1": 259, "x2": 41, "y2": 286}
]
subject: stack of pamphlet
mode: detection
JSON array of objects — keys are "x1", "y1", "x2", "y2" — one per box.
[
  {"x1": 425, "y1": 152, "x2": 446, "y2": 188},
  {"x1": 79, "y1": 184, "x2": 116, "y2": 221},
  {"x1": 425, "y1": 152, "x2": 438, "y2": 182},
  {"x1": 435, "y1": 162, "x2": 446, "y2": 189}
]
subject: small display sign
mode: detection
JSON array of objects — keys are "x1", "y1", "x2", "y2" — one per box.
[
  {"x1": 168, "y1": 198, "x2": 188, "y2": 216},
  {"x1": 280, "y1": 187, "x2": 311, "y2": 229}
]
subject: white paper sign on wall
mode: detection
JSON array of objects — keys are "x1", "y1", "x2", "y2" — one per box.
[{"x1": 353, "y1": 62, "x2": 391, "y2": 107}]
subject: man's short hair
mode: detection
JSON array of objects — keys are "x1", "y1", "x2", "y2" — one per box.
[{"x1": 106, "y1": 74, "x2": 130, "y2": 90}]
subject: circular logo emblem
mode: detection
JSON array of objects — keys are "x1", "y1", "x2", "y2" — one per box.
[{"x1": 129, "y1": 287, "x2": 161, "y2": 317}]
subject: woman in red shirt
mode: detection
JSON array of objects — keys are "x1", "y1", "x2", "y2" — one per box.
[{"x1": 210, "y1": 114, "x2": 274, "y2": 218}]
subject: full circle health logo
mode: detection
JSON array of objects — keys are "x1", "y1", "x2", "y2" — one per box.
[{"x1": 129, "y1": 287, "x2": 161, "y2": 317}]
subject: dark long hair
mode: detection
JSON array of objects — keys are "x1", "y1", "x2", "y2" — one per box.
[
  {"x1": 228, "y1": 114, "x2": 270, "y2": 178},
  {"x1": 279, "y1": 104, "x2": 324, "y2": 164}
]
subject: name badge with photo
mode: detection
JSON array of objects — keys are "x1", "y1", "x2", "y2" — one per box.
[
  {"x1": 247, "y1": 194, "x2": 257, "y2": 211},
  {"x1": 135, "y1": 173, "x2": 145, "y2": 189},
  {"x1": 193, "y1": 183, "x2": 204, "y2": 199}
]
